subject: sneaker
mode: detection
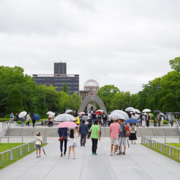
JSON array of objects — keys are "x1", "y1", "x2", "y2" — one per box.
[
  {"x1": 110, "y1": 153, "x2": 113, "y2": 156},
  {"x1": 117, "y1": 151, "x2": 122, "y2": 155},
  {"x1": 36, "y1": 156, "x2": 38, "y2": 158},
  {"x1": 61, "y1": 153, "x2": 63, "y2": 157},
  {"x1": 39, "y1": 155, "x2": 41, "y2": 158},
  {"x1": 122, "y1": 152, "x2": 125, "y2": 155}
]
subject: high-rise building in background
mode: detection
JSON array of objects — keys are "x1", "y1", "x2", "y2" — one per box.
[
  {"x1": 54, "y1": 62, "x2": 66, "y2": 75},
  {"x1": 33, "y1": 62, "x2": 79, "y2": 94}
]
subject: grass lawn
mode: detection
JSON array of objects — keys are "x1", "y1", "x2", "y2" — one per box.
[
  {"x1": 166, "y1": 143, "x2": 180, "y2": 149},
  {"x1": 0, "y1": 143, "x2": 47, "y2": 170},
  {"x1": 0, "y1": 143, "x2": 24, "y2": 152},
  {"x1": 143, "y1": 143, "x2": 180, "y2": 163}
]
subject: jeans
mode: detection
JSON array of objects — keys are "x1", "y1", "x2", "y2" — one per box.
[
  {"x1": 92, "y1": 138, "x2": 98, "y2": 154},
  {"x1": 103, "y1": 120, "x2": 107, "y2": 127},
  {"x1": 60, "y1": 139, "x2": 67, "y2": 154},
  {"x1": 80, "y1": 134, "x2": 87, "y2": 146},
  {"x1": 21, "y1": 121, "x2": 24, "y2": 126}
]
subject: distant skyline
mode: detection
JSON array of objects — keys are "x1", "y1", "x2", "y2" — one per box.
[{"x1": 0, "y1": 0, "x2": 179, "y2": 93}]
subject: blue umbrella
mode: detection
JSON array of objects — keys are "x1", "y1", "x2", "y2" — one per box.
[
  {"x1": 34, "y1": 113, "x2": 40, "y2": 121},
  {"x1": 125, "y1": 118, "x2": 139, "y2": 124}
]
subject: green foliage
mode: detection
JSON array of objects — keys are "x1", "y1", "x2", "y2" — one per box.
[
  {"x1": 169, "y1": 57, "x2": 180, "y2": 72},
  {"x1": 0, "y1": 66, "x2": 81, "y2": 117},
  {"x1": 6, "y1": 88, "x2": 24, "y2": 114},
  {"x1": 61, "y1": 83, "x2": 70, "y2": 94},
  {"x1": 163, "y1": 120, "x2": 169, "y2": 124},
  {"x1": 97, "y1": 85, "x2": 120, "y2": 112}
]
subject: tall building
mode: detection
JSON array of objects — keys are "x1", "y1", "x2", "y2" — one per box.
[
  {"x1": 33, "y1": 62, "x2": 79, "y2": 94},
  {"x1": 54, "y1": 62, "x2": 66, "y2": 75}
]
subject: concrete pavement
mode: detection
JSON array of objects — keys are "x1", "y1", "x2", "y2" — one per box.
[{"x1": 0, "y1": 137, "x2": 180, "y2": 180}]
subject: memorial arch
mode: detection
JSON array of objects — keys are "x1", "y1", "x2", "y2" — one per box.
[{"x1": 78, "y1": 95, "x2": 107, "y2": 114}]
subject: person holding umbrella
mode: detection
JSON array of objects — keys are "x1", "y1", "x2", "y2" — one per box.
[
  {"x1": 146, "y1": 112, "x2": 150, "y2": 127},
  {"x1": 58, "y1": 127, "x2": 69, "y2": 157},
  {"x1": 32, "y1": 114, "x2": 36, "y2": 127},
  {"x1": 26, "y1": 113, "x2": 31, "y2": 126}
]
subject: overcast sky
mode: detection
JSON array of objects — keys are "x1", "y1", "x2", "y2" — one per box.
[{"x1": 0, "y1": 0, "x2": 179, "y2": 94}]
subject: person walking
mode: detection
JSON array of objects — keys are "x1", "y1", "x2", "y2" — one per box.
[
  {"x1": 109, "y1": 119, "x2": 120, "y2": 156},
  {"x1": 91, "y1": 111, "x2": 97, "y2": 124},
  {"x1": 68, "y1": 129, "x2": 77, "y2": 159},
  {"x1": 79, "y1": 120, "x2": 88, "y2": 146},
  {"x1": 157, "y1": 113, "x2": 161, "y2": 127},
  {"x1": 117, "y1": 120, "x2": 127, "y2": 155},
  {"x1": 15, "y1": 113, "x2": 19, "y2": 124},
  {"x1": 35, "y1": 132, "x2": 43, "y2": 158},
  {"x1": 32, "y1": 114, "x2": 36, "y2": 127},
  {"x1": 21, "y1": 116, "x2": 25, "y2": 126},
  {"x1": 169, "y1": 113, "x2": 175, "y2": 127},
  {"x1": 58, "y1": 128, "x2": 69, "y2": 157},
  {"x1": 26, "y1": 113, "x2": 31, "y2": 126},
  {"x1": 129, "y1": 124, "x2": 137, "y2": 144},
  {"x1": 146, "y1": 112, "x2": 150, "y2": 127},
  {"x1": 102, "y1": 113, "x2": 107, "y2": 127},
  {"x1": 90, "y1": 120, "x2": 100, "y2": 155},
  {"x1": 9, "y1": 112, "x2": 14, "y2": 125}
]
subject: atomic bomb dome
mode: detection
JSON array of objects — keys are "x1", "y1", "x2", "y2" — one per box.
[{"x1": 84, "y1": 79, "x2": 99, "y2": 93}]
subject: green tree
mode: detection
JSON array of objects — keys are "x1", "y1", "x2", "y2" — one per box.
[
  {"x1": 61, "y1": 83, "x2": 69, "y2": 94},
  {"x1": 69, "y1": 93, "x2": 81, "y2": 112},
  {"x1": 97, "y1": 85, "x2": 120, "y2": 113},
  {"x1": 6, "y1": 88, "x2": 24, "y2": 113},
  {"x1": 59, "y1": 91, "x2": 70, "y2": 113},
  {"x1": 169, "y1": 57, "x2": 180, "y2": 72}
]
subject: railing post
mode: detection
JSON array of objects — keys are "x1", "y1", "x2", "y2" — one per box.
[
  {"x1": 27, "y1": 144, "x2": 30, "y2": 152},
  {"x1": 160, "y1": 144, "x2": 163, "y2": 153},
  {"x1": 0, "y1": 154, "x2": 2, "y2": 166},
  {"x1": 10, "y1": 150, "x2": 13, "y2": 161},
  {"x1": 169, "y1": 147, "x2": 171, "y2": 157},
  {"x1": 165, "y1": 137, "x2": 166, "y2": 143},
  {"x1": 178, "y1": 150, "x2": 180, "y2": 161},
  {"x1": 20, "y1": 147, "x2": 22, "y2": 156}
]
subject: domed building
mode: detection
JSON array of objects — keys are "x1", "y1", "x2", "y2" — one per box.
[{"x1": 78, "y1": 79, "x2": 100, "y2": 111}]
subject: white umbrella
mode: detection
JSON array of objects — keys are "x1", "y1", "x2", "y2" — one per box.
[
  {"x1": 48, "y1": 112, "x2": 55, "y2": 118},
  {"x1": 19, "y1": 111, "x2": 27, "y2": 118},
  {"x1": 125, "y1": 107, "x2": 134, "y2": 112},
  {"x1": 109, "y1": 113, "x2": 125, "y2": 120},
  {"x1": 47, "y1": 111, "x2": 53, "y2": 115},
  {"x1": 111, "y1": 110, "x2": 129, "y2": 120},
  {"x1": 54, "y1": 114, "x2": 76, "y2": 122},
  {"x1": 134, "y1": 109, "x2": 141, "y2": 113},
  {"x1": 65, "y1": 109, "x2": 73, "y2": 114},
  {"x1": 160, "y1": 112, "x2": 165, "y2": 116},
  {"x1": 142, "y1": 109, "x2": 151, "y2": 113},
  {"x1": 97, "y1": 109, "x2": 104, "y2": 113}
]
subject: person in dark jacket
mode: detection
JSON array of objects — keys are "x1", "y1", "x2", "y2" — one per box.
[
  {"x1": 146, "y1": 112, "x2": 150, "y2": 127},
  {"x1": 79, "y1": 120, "x2": 88, "y2": 146},
  {"x1": 58, "y1": 128, "x2": 69, "y2": 157}
]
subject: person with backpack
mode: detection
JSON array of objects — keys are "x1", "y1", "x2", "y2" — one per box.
[
  {"x1": 129, "y1": 124, "x2": 137, "y2": 144},
  {"x1": 109, "y1": 119, "x2": 120, "y2": 156},
  {"x1": 117, "y1": 119, "x2": 127, "y2": 155}
]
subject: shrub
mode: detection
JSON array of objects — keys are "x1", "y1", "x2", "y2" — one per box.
[{"x1": 163, "y1": 120, "x2": 169, "y2": 124}]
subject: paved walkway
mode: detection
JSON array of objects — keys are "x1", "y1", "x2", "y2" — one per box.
[{"x1": 0, "y1": 137, "x2": 180, "y2": 180}]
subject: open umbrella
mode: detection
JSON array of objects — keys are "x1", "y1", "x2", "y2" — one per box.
[
  {"x1": 142, "y1": 109, "x2": 151, "y2": 113},
  {"x1": 111, "y1": 110, "x2": 129, "y2": 120},
  {"x1": 54, "y1": 114, "x2": 76, "y2": 122},
  {"x1": 154, "y1": 110, "x2": 161, "y2": 113},
  {"x1": 56, "y1": 121, "x2": 78, "y2": 128},
  {"x1": 34, "y1": 113, "x2": 40, "y2": 121},
  {"x1": 19, "y1": 111, "x2": 27, "y2": 118},
  {"x1": 78, "y1": 112, "x2": 85, "y2": 115},
  {"x1": 65, "y1": 109, "x2": 73, "y2": 114},
  {"x1": 47, "y1": 111, "x2": 53, "y2": 115},
  {"x1": 160, "y1": 112, "x2": 165, "y2": 116},
  {"x1": 97, "y1": 109, "x2": 104, "y2": 113},
  {"x1": 134, "y1": 109, "x2": 141, "y2": 113},
  {"x1": 109, "y1": 113, "x2": 125, "y2": 120},
  {"x1": 125, "y1": 118, "x2": 139, "y2": 124},
  {"x1": 48, "y1": 112, "x2": 55, "y2": 118},
  {"x1": 95, "y1": 111, "x2": 103, "y2": 115},
  {"x1": 125, "y1": 107, "x2": 134, "y2": 112}
]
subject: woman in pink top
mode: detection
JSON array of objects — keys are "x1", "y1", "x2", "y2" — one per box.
[{"x1": 110, "y1": 120, "x2": 120, "y2": 156}]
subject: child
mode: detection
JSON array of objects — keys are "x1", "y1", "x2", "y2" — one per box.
[
  {"x1": 68, "y1": 129, "x2": 77, "y2": 159},
  {"x1": 36, "y1": 132, "x2": 43, "y2": 158}
]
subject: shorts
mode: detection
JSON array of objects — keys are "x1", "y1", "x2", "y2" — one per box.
[
  {"x1": 119, "y1": 137, "x2": 127, "y2": 146},
  {"x1": 36, "y1": 144, "x2": 41, "y2": 150},
  {"x1": 111, "y1": 138, "x2": 118, "y2": 145}
]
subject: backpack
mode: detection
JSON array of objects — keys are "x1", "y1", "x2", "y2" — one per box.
[
  {"x1": 130, "y1": 126, "x2": 135, "y2": 134},
  {"x1": 123, "y1": 125, "x2": 130, "y2": 137}
]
